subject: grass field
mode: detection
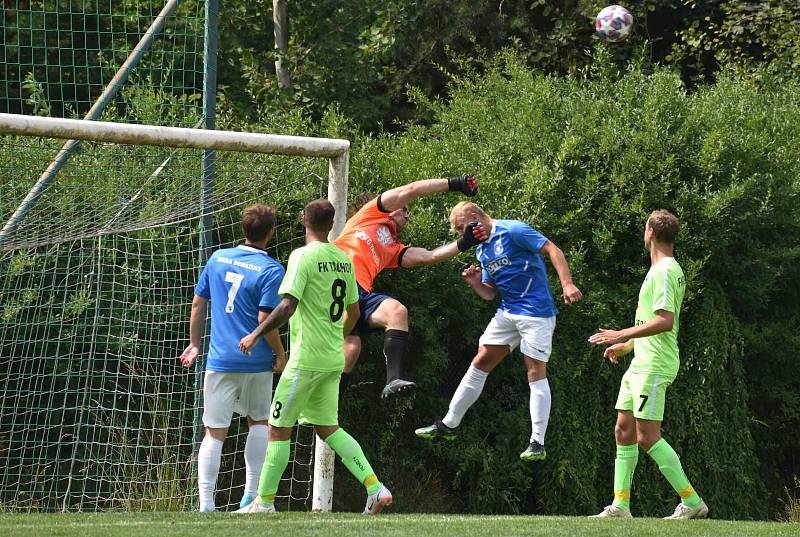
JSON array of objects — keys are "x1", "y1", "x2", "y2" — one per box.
[{"x1": 1, "y1": 512, "x2": 797, "y2": 537}]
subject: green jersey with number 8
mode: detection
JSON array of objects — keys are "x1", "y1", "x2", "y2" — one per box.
[{"x1": 279, "y1": 241, "x2": 358, "y2": 372}]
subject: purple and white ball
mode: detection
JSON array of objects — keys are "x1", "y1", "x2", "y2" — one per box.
[{"x1": 595, "y1": 5, "x2": 633, "y2": 42}]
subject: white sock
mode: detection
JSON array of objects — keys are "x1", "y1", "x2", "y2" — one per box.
[
  {"x1": 244, "y1": 424, "x2": 268, "y2": 497},
  {"x1": 198, "y1": 436, "x2": 223, "y2": 511},
  {"x1": 442, "y1": 365, "x2": 489, "y2": 429},
  {"x1": 529, "y1": 378, "x2": 551, "y2": 445}
]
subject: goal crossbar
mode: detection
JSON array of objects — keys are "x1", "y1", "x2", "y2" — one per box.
[{"x1": 0, "y1": 113, "x2": 349, "y2": 157}]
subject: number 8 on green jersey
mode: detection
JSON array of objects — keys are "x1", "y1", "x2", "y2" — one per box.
[{"x1": 270, "y1": 241, "x2": 358, "y2": 428}]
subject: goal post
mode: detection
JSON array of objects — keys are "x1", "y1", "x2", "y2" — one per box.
[{"x1": 0, "y1": 112, "x2": 343, "y2": 511}]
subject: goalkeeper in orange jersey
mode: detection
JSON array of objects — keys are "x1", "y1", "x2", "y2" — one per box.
[{"x1": 334, "y1": 175, "x2": 487, "y2": 398}]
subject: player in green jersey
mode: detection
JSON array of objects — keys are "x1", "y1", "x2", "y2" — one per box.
[
  {"x1": 234, "y1": 199, "x2": 392, "y2": 515},
  {"x1": 588, "y1": 210, "x2": 708, "y2": 520}
]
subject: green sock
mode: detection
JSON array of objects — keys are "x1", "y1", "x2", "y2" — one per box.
[
  {"x1": 257, "y1": 439, "x2": 290, "y2": 504},
  {"x1": 325, "y1": 428, "x2": 382, "y2": 494},
  {"x1": 611, "y1": 444, "x2": 638, "y2": 510},
  {"x1": 647, "y1": 438, "x2": 702, "y2": 508}
]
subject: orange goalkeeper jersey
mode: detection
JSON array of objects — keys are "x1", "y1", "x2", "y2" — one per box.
[{"x1": 334, "y1": 195, "x2": 407, "y2": 292}]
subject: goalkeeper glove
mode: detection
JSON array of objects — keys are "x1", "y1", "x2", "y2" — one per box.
[
  {"x1": 457, "y1": 221, "x2": 488, "y2": 251},
  {"x1": 448, "y1": 174, "x2": 478, "y2": 197}
]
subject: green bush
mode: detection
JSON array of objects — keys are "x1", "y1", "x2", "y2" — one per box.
[{"x1": 334, "y1": 50, "x2": 799, "y2": 519}]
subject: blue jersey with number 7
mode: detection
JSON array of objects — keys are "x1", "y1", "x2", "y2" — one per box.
[{"x1": 194, "y1": 245, "x2": 285, "y2": 372}]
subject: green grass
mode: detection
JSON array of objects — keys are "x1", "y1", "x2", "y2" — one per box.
[{"x1": 0, "y1": 513, "x2": 797, "y2": 537}]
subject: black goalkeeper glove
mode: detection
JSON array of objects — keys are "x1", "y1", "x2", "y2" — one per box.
[
  {"x1": 457, "y1": 221, "x2": 488, "y2": 251},
  {"x1": 448, "y1": 174, "x2": 478, "y2": 197}
]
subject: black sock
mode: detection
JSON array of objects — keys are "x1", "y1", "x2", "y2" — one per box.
[{"x1": 383, "y1": 329, "x2": 409, "y2": 384}]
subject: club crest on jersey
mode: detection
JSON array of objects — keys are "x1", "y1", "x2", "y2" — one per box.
[
  {"x1": 494, "y1": 240, "x2": 504, "y2": 255},
  {"x1": 486, "y1": 256, "x2": 510, "y2": 276},
  {"x1": 376, "y1": 225, "x2": 394, "y2": 246}
]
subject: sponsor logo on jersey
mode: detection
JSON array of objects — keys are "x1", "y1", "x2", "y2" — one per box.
[
  {"x1": 376, "y1": 225, "x2": 394, "y2": 246},
  {"x1": 355, "y1": 230, "x2": 381, "y2": 268},
  {"x1": 486, "y1": 256, "x2": 510, "y2": 276}
]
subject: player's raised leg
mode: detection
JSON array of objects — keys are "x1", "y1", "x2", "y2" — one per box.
[
  {"x1": 416, "y1": 344, "x2": 507, "y2": 440},
  {"x1": 366, "y1": 296, "x2": 417, "y2": 397}
]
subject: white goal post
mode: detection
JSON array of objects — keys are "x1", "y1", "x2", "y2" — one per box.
[{"x1": 0, "y1": 112, "x2": 341, "y2": 511}]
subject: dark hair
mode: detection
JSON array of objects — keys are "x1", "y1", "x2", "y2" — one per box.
[
  {"x1": 647, "y1": 209, "x2": 680, "y2": 244},
  {"x1": 304, "y1": 199, "x2": 335, "y2": 233},
  {"x1": 241, "y1": 204, "x2": 277, "y2": 242},
  {"x1": 348, "y1": 191, "x2": 377, "y2": 218}
]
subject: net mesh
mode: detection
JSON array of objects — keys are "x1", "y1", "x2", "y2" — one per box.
[
  {"x1": 1, "y1": 0, "x2": 203, "y2": 124},
  {"x1": 0, "y1": 137, "x2": 327, "y2": 511},
  {"x1": 0, "y1": 0, "x2": 330, "y2": 511}
]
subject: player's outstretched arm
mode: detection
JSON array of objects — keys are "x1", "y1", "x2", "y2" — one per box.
[
  {"x1": 180, "y1": 295, "x2": 208, "y2": 367},
  {"x1": 240, "y1": 295, "x2": 298, "y2": 355},
  {"x1": 588, "y1": 310, "x2": 674, "y2": 347},
  {"x1": 540, "y1": 240, "x2": 583, "y2": 305},
  {"x1": 379, "y1": 175, "x2": 478, "y2": 212},
  {"x1": 400, "y1": 221, "x2": 488, "y2": 268}
]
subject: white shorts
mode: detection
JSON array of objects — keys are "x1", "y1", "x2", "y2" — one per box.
[
  {"x1": 202, "y1": 371, "x2": 274, "y2": 428},
  {"x1": 478, "y1": 311, "x2": 556, "y2": 362}
]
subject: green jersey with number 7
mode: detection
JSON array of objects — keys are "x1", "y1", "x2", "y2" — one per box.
[{"x1": 278, "y1": 241, "x2": 359, "y2": 372}]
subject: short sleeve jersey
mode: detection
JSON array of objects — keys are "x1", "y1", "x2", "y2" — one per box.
[
  {"x1": 279, "y1": 241, "x2": 358, "y2": 372},
  {"x1": 631, "y1": 257, "x2": 686, "y2": 378},
  {"x1": 195, "y1": 245, "x2": 285, "y2": 373},
  {"x1": 333, "y1": 195, "x2": 407, "y2": 291},
  {"x1": 475, "y1": 220, "x2": 557, "y2": 318}
]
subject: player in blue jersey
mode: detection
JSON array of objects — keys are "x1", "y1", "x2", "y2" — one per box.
[
  {"x1": 179, "y1": 204, "x2": 286, "y2": 512},
  {"x1": 416, "y1": 201, "x2": 583, "y2": 461}
]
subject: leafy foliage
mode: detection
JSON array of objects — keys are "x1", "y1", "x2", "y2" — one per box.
[{"x1": 334, "y1": 51, "x2": 799, "y2": 518}]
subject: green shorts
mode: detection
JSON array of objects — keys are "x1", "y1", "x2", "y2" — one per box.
[
  {"x1": 615, "y1": 369, "x2": 674, "y2": 421},
  {"x1": 269, "y1": 365, "x2": 340, "y2": 428}
]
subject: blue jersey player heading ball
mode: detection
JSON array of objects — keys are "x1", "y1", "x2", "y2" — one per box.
[
  {"x1": 179, "y1": 204, "x2": 286, "y2": 513},
  {"x1": 416, "y1": 202, "x2": 583, "y2": 462}
]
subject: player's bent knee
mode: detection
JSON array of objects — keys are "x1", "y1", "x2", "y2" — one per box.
[{"x1": 386, "y1": 300, "x2": 408, "y2": 321}]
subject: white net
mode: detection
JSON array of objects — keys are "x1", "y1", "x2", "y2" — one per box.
[{"x1": 0, "y1": 132, "x2": 339, "y2": 511}]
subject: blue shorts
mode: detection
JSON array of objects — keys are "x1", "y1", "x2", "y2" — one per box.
[{"x1": 355, "y1": 286, "x2": 393, "y2": 334}]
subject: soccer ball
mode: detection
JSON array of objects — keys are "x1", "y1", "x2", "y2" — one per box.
[{"x1": 595, "y1": 5, "x2": 633, "y2": 42}]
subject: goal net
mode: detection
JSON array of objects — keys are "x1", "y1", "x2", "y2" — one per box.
[{"x1": 0, "y1": 113, "x2": 348, "y2": 511}]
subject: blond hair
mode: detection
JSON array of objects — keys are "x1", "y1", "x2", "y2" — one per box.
[{"x1": 449, "y1": 201, "x2": 489, "y2": 230}]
